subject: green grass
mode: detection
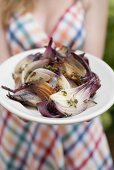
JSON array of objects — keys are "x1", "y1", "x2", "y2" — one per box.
[
  {"x1": 101, "y1": 0, "x2": 114, "y2": 132},
  {"x1": 104, "y1": 0, "x2": 114, "y2": 68}
]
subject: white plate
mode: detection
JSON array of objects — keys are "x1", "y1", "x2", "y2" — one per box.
[{"x1": 0, "y1": 49, "x2": 114, "y2": 124}]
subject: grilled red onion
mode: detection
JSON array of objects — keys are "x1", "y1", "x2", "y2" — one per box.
[
  {"x1": 37, "y1": 101, "x2": 63, "y2": 118},
  {"x1": 1, "y1": 38, "x2": 101, "y2": 118}
]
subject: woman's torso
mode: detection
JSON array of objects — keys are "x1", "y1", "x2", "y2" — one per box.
[
  {"x1": 0, "y1": 1, "x2": 113, "y2": 169},
  {"x1": 32, "y1": 0, "x2": 81, "y2": 34},
  {"x1": 6, "y1": 0, "x2": 86, "y2": 54}
]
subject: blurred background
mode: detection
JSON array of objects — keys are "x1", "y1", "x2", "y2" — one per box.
[{"x1": 101, "y1": 0, "x2": 114, "y2": 159}]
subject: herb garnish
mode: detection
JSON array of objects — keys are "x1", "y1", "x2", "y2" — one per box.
[
  {"x1": 61, "y1": 90, "x2": 67, "y2": 96},
  {"x1": 67, "y1": 98, "x2": 78, "y2": 107}
]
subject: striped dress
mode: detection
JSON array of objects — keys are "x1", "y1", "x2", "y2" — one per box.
[{"x1": 0, "y1": 0, "x2": 113, "y2": 170}]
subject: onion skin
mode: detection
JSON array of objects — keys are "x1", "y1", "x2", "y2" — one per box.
[
  {"x1": 7, "y1": 89, "x2": 41, "y2": 107},
  {"x1": 37, "y1": 101, "x2": 63, "y2": 118},
  {"x1": 29, "y1": 82, "x2": 56, "y2": 100},
  {"x1": 50, "y1": 85, "x2": 91, "y2": 116},
  {"x1": 1, "y1": 82, "x2": 32, "y2": 93},
  {"x1": 22, "y1": 59, "x2": 49, "y2": 83},
  {"x1": 50, "y1": 73, "x2": 100, "y2": 116}
]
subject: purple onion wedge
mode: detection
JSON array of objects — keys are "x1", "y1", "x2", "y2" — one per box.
[{"x1": 37, "y1": 101, "x2": 63, "y2": 118}]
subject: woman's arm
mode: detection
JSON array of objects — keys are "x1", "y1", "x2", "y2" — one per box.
[
  {"x1": 83, "y1": 0, "x2": 108, "y2": 59},
  {"x1": 0, "y1": 19, "x2": 10, "y2": 64}
]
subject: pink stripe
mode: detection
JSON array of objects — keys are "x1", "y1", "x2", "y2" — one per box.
[
  {"x1": 12, "y1": 113, "x2": 28, "y2": 126},
  {"x1": 0, "y1": 111, "x2": 11, "y2": 145},
  {"x1": 37, "y1": 133, "x2": 57, "y2": 170},
  {"x1": 70, "y1": 5, "x2": 82, "y2": 19},
  {"x1": 2, "y1": 141, "x2": 23, "y2": 162},
  {"x1": 49, "y1": 0, "x2": 78, "y2": 37},
  {"x1": 77, "y1": 133, "x2": 103, "y2": 170}
]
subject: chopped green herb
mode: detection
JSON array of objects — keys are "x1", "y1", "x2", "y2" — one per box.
[
  {"x1": 67, "y1": 98, "x2": 78, "y2": 107},
  {"x1": 64, "y1": 112, "x2": 72, "y2": 117},
  {"x1": 61, "y1": 90, "x2": 67, "y2": 96},
  {"x1": 84, "y1": 99, "x2": 97, "y2": 104},
  {"x1": 44, "y1": 65, "x2": 58, "y2": 72}
]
